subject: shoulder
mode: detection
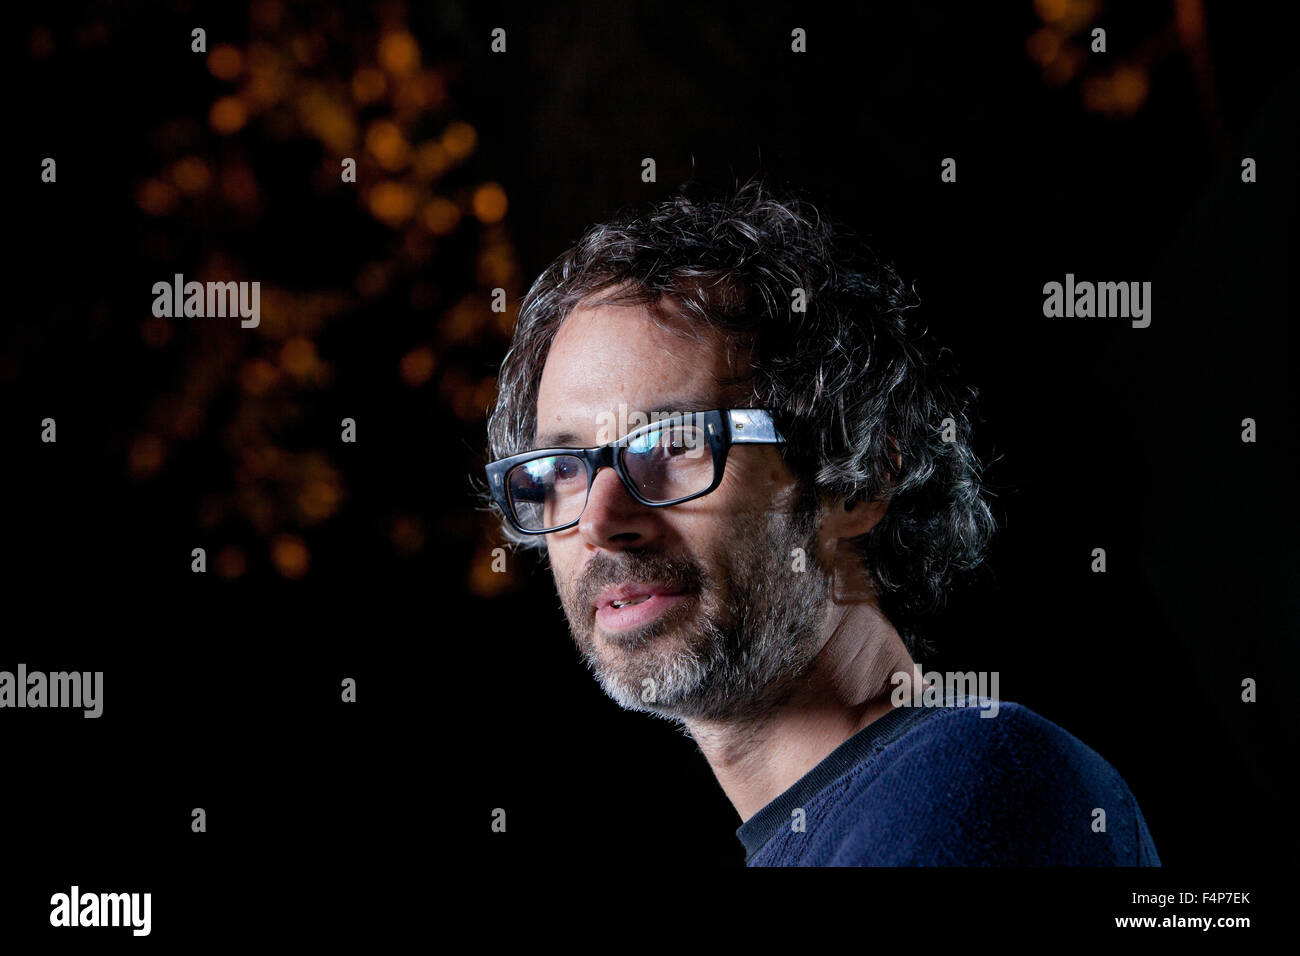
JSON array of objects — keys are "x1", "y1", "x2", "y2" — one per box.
[
  {"x1": 909, "y1": 700, "x2": 1103, "y2": 763},
  {"x1": 861, "y1": 700, "x2": 1108, "y2": 782},
  {"x1": 824, "y1": 701, "x2": 1152, "y2": 865}
]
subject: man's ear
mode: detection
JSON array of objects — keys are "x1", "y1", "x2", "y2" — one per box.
[
  {"x1": 819, "y1": 435, "x2": 901, "y2": 560},
  {"x1": 818, "y1": 491, "x2": 888, "y2": 605},
  {"x1": 829, "y1": 434, "x2": 901, "y2": 541},
  {"x1": 826, "y1": 491, "x2": 888, "y2": 541}
]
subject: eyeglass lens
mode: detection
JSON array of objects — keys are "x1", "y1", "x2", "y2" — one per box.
[{"x1": 506, "y1": 421, "x2": 711, "y2": 531}]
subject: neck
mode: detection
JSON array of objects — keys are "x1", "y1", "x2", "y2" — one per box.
[{"x1": 684, "y1": 598, "x2": 915, "y2": 822}]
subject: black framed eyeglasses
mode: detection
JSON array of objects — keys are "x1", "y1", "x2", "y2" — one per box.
[{"x1": 485, "y1": 409, "x2": 787, "y2": 534}]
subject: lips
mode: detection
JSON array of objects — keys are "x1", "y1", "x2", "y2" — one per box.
[
  {"x1": 593, "y1": 581, "x2": 687, "y2": 611},
  {"x1": 593, "y1": 586, "x2": 694, "y2": 634}
]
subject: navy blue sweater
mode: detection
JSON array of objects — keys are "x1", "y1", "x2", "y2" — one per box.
[{"x1": 737, "y1": 700, "x2": 1161, "y2": 866}]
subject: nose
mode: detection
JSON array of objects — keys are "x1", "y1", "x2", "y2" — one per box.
[{"x1": 578, "y1": 465, "x2": 662, "y2": 550}]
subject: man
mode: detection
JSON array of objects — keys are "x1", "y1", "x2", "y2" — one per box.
[{"x1": 481, "y1": 177, "x2": 1160, "y2": 866}]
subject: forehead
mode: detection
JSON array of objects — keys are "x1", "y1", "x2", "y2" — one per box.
[{"x1": 534, "y1": 296, "x2": 743, "y2": 445}]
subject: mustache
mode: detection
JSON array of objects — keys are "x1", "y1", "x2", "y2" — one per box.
[{"x1": 575, "y1": 552, "x2": 709, "y2": 609}]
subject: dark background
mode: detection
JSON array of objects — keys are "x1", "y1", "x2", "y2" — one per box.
[{"x1": 3, "y1": 0, "x2": 1294, "y2": 940}]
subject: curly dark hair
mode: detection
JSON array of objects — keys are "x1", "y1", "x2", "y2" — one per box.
[{"x1": 480, "y1": 175, "x2": 995, "y2": 654}]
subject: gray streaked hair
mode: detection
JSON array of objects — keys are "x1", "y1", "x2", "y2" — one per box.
[{"x1": 480, "y1": 175, "x2": 995, "y2": 653}]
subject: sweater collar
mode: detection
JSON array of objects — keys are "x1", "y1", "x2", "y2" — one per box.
[{"x1": 735, "y1": 704, "x2": 936, "y2": 861}]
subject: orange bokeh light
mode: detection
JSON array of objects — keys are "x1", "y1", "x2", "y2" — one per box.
[
  {"x1": 378, "y1": 32, "x2": 419, "y2": 76},
  {"x1": 368, "y1": 182, "x2": 418, "y2": 227},
  {"x1": 441, "y1": 121, "x2": 477, "y2": 160},
  {"x1": 366, "y1": 120, "x2": 411, "y2": 170},
  {"x1": 210, "y1": 96, "x2": 248, "y2": 134},
  {"x1": 208, "y1": 44, "x2": 244, "y2": 81},
  {"x1": 422, "y1": 196, "x2": 461, "y2": 235},
  {"x1": 137, "y1": 179, "x2": 179, "y2": 216},
  {"x1": 271, "y1": 534, "x2": 310, "y2": 578},
  {"x1": 128, "y1": 435, "x2": 166, "y2": 478},
  {"x1": 215, "y1": 546, "x2": 247, "y2": 579},
  {"x1": 472, "y1": 183, "x2": 508, "y2": 224},
  {"x1": 171, "y1": 156, "x2": 213, "y2": 194},
  {"x1": 400, "y1": 345, "x2": 437, "y2": 386}
]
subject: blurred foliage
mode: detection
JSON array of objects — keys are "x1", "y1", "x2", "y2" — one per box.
[
  {"x1": 108, "y1": 1, "x2": 520, "y2": 589},
  {"x1": 1028, "y1": 0, "x2": 1218, "y2": 138}
]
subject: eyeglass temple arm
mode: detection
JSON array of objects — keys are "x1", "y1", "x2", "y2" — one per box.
[{"x1": 726, "y1": 409, "x2": 785, "y2": 444}]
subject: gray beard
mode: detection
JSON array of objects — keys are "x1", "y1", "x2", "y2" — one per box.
[{"x1": 557, "y1": 499, "x2": 829, "y2": 725}]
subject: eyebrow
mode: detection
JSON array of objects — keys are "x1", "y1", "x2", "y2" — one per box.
[
  {"x1": 533, "y1": 394, "x2": 721, "y2": 449},
  {"x1": 531, "y1": 429, "x2": 586, "y2": 449}
]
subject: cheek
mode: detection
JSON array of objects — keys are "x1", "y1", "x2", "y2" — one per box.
[
  {"x1": 713, "y1": 453, "x2": 791, "y2": 515},
  {"x1": 546, "y1": 541, "x2": 579, "y2": 597}
]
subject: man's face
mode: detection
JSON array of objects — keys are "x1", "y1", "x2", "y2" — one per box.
[{"x1": 533, "y1": 296, "x2": 834, "y2": 723}]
